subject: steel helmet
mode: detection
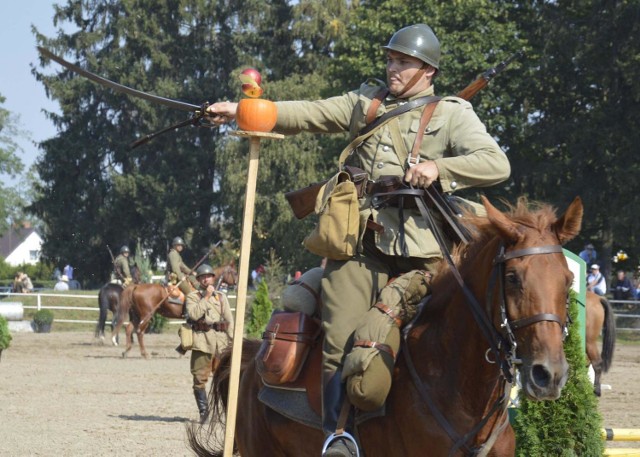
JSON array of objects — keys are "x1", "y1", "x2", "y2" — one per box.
[
  {"x1": 196, "y1": 264, "x2": 216, "y2": 278},
  {"x1": 382, "y1": 24, "x2": 440, "y2": 69},
  {"x1": 172, "y1": 236, "x2": 185, "y2": 246},
  {"x1": 120, "y1": 245, "x2": 130, "y2": 254}
]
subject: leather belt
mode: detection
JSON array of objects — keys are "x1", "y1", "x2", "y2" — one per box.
[{"x1": 190, "y1": 319, "x2": 229, "y2": 332}]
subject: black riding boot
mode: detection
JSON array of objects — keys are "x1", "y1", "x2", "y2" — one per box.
[
  {"x1": 322, "y1": 370, "x2": 358, "y2": 457},
  {"x1": 194, "y1": 388, "x2": 208, "y2": 424}
]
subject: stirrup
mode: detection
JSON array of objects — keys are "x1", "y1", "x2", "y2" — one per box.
[{"x1": 321, "y1": 431, "x2": 360, "y2": 457}]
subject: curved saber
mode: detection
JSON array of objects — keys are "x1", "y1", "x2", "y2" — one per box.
[{"x1": 38, "y1": 46, "x2": 202, "y2": 113}]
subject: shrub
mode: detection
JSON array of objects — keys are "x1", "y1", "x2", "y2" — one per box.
[
  {"x1": 0, "y1": 315, "x2": 12, "y2": 355},
  {"x1": 146, "y1": 314, "x2": 168, "y2": 334},
  {"x1": 246, "y1": 280, "x2": 273, "y2": 338},
  {"x1": 32, "y1": 309, "x2": 54, "y2": 333},
  {"x1": 514, "y1": 290, "x2": 604, "y2": 456}
]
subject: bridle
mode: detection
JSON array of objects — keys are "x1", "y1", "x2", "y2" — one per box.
[
  {"x1": 402, "y1": 241, "x2": 569, "y2": 457},
  {"x1": 216, "y1": 265, "x2": 237, "y2": 289}
]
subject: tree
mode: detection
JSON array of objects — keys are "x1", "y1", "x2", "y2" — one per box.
[
  {"x1": 30, "y1": 0, "x2": 301, "y2": 286},
  {"x1": 0, "y1": 94, "x2": 27, "y2": 234},
  {"x1": 246, "y1": 279, "x2": 273, "y2": 338}
]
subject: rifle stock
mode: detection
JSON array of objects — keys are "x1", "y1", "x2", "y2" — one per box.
[
  {"x1": 284, "y1": 180, "x2": 328, "y2": 219},
  {"x1": 285, "y1": 50, "x2": 523, "y2": 219}
]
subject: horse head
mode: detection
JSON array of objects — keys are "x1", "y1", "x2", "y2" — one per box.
[
  {"x1": 216, "y1": 260, "x2": 239, "y2": 288},
  {"x1": 477, "y1": 196, "x2": 583, "y2": 401}
]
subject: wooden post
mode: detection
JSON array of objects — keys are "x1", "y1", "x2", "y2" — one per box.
[{"x1": 223, "y1": 130, "x2": 284, "y2": 457}]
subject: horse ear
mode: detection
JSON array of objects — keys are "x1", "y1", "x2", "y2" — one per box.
[
  {"x1": 552, "y1": 196, "x2": 583, "y2": 245},
  {"x1": 481, "y1": 196, "x2": 523, "y2": 244}
]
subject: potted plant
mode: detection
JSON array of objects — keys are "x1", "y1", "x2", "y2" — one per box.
[
  {"x1": 32, "y1": 309, "x2": 54, "y2": 333},
  {"x1": 0, "y1": 315, "x2": 12, "y2": 361}
]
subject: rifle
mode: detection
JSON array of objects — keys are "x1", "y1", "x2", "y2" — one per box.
[
  {"x1": 106, "y1": 244, "x2": 125, "y2": 282},
  {"x1": 284, "y1": 50, "x2": 524, "y2": 220},
  {"x1": 139, "y1": 240, "x2": 222, "y2": 327}
]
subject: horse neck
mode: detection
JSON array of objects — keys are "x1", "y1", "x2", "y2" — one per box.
[{"x1": 406, "y1": 235, "x2": 505, "y2": 413}]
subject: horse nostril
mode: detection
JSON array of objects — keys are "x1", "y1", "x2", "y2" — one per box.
[{"x1": 531, "y1": 364, "x2": 551, "y2": 388}]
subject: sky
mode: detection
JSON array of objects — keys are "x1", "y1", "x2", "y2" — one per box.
[{"x1": 1, "y1": 3, "x2": 62, "y2": 187}]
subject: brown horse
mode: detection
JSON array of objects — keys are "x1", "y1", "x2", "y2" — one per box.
[
  {"x1": 189, "y1": 196, "x2": 583, "y2": 457},
  {"x1": 117, "y1": 260, "x2": 238, "y2": 358},
  {"x1": 94, "y1": 265, "x2": 141, "y2": 344},
  {"x1": 585, "y1": 290, "x2": 616, "y2": 396}
]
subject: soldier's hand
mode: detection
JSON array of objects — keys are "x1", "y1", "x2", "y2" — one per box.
[
  {"x1": 206, "y1": 102, "x2": 238, "y2": 125},
  {"x1": 205, "y1": 285, "x2": 215, "y2": 297},
  {"x1": 404, "y1": 160, "x2": 439, "y2": 188}
]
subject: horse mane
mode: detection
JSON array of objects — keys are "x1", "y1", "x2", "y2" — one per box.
[{"x1": 423, "y1": 197, "x2": 564, "y2": 320}]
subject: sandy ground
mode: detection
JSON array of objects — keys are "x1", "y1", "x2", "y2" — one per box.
[{"x1": 0, "y1": 331, "x2": 638, "y2": 456}]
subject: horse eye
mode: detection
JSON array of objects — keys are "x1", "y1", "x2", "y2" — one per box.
[{"x1": 505, "y1": 272, "x2": 520, "y2": 286}]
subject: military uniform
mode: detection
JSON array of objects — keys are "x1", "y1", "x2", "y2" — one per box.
[
  {"x1": 166, "y1": 248, "x2": 196, "y2": 295},
  {"x1": 185, "y1": 284, "x2": 234, "y2": 422},
  {"x1": 113, "y1": 254, "x2": 132, "y2": 286},
  {"x1": 274, "y1": 57, "x2": 509, "y2": 453}
]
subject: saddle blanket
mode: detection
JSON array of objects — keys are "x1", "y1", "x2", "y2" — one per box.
[{"x1": 258, "y1": 385, "x2": 385, "y2": 430}]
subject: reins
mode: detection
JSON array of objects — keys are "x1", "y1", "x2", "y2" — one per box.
[{"x1": 401, "y1": 195, "x2": 567, "y2": 456}]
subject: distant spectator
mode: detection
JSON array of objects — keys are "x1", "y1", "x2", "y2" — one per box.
[
  {"x1": 579, "y1": 243, "x2": 598, "y2": 266},
  {"x1": 54, "y1": 275, "x2": 70, "y2": 291},
  {"x1": 52, "y1": 268, "x2": 61, "y2": 281},
  {"x1": 12, "y1": 272, "x2": 24, "y2": 293},
  {"x1": 587, "y1": 264, "x2": 606, "y2": 296},
  {"x1": 612, "y1": 270, "x2": 633, "y2": 301},
  {"x1": 20, "y1": 273, "x2": 34, "y2": 293},
  {"x1": 63, "y1": 264, "x2": 74, "y2": 281}
]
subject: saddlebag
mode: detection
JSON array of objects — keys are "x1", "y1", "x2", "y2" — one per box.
[{"x1": 256, "y1": 310, "x2": 321, "y2": 385}]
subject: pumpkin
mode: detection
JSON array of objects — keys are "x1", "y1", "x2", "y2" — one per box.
[{"x1": 236, "y1": 98, "x2": 278, "y2": 132}]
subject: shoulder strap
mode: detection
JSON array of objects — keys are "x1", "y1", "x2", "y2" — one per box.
[
  {"x1": 365, "y1": 88, "x2": 389, "y2": 124},
  {"x1": 338, "y1": 95, "x2": 441, "y2": 168}
]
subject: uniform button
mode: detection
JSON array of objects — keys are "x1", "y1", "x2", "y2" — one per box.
[
  {"x1": 382, "y1": 145, "x2": 390, "y2": 152},
  {"x1": 377, "y1": 162, "x2": 385, "y2": 169},
  {"x1": 451, "y1": 181, "x2": 458, "y2": 189}
]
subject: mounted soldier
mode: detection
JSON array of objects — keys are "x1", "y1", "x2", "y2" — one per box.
[
  {"x1": 208, "y1": 23, "x2": 511, "y2": 457},
  {"x1": 112, "y1": 245, "x2": 133, "y2": 286},
  {"x1": 166, "y1": 236, "x2": 198, "y2": 297}
]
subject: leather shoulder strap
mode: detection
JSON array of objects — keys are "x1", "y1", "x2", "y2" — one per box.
[{"x1": 365, "y1": 88, "x2": 389, "y2": 125}]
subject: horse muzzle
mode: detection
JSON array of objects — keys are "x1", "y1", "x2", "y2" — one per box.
[{"x1": 520, "y1": 355, "x2": 569, "y2": 400}]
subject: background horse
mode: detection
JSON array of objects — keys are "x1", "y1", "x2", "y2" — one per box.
[
  {"x1": 95, "y1": 265, "x2": 140, "y2": 344},
  {"x1": 585, "y1": 290, "x2": 616, "y2": 396},
  {"x1": 117, "y1": 260, "x2": 238, "y2": 358},
  {"x1": 189, "y1": 196, "x2": 583, "y2": 456}
]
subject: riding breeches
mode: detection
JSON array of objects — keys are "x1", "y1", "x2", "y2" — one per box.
[
  {"x1": 190, "y1": 350, "x2": 218, "y2": 390},
  {"x1": 321, "y1": 230, "x2": 439, "y2": 375}
]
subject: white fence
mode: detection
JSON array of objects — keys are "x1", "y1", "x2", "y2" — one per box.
[{"x1": 0, "y1": 291, "x2": 237, "y2": 325}]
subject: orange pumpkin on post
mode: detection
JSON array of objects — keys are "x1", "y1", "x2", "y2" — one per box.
[{"x1": 236, "y1": 98, "x2": 277, "y2": 132}]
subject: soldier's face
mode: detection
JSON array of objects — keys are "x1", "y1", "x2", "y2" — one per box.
[
  {"x1": 198, "y1": 273, "x2": 215, "y2": 287},
  {"x1": 386, "y1": 50, "x2": 434, "y2": 97}
]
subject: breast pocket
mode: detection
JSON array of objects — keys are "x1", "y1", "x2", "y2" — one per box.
[{"x1": 409, "y1": 117, "x2": 446, "y2": 160}]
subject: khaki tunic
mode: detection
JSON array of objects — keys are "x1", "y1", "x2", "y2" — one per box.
[
  {"x1": 275, "y1": 83, "x2": 510, "y2": 259},
  {"x1": 114, "y1": 254, "x2": 131, "y2": 280},
  {"x1": 167, "y1": 249, "x2": 191, "y2": 280},
  {"x1": 185, "y1": 288, "x2": 234, "y2": 356},
  {"x1": 273, "y1": 81, "x2": 511, "y2": 378}
]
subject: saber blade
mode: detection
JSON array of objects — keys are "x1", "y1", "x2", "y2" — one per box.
[{"x1": 38, "y1": 46, "x2": 201, "y2": 113}]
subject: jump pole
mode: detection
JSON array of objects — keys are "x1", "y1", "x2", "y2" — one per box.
[{"x1": 223, "y1": 130, "x2": 284, "y2": 457}]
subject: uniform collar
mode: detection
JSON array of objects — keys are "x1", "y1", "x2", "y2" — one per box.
[{"x1": 386, "y1": 85, "x2": 435, "y2": 103}]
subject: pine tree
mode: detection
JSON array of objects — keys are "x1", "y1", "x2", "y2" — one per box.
[{"x1": 246, "y1": 280, "x2": 273, "y2": 338}]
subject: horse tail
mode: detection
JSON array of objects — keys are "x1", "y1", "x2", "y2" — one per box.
[
  {"x1": 96, "y1": 288, "x2": 109, "y2": 338},
  {"x1": 599, "y1": 296, "x2": 616, "y2": 373},
  {"x1": 187, "y1": 339, "x2": 262, "y2": 456}
]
